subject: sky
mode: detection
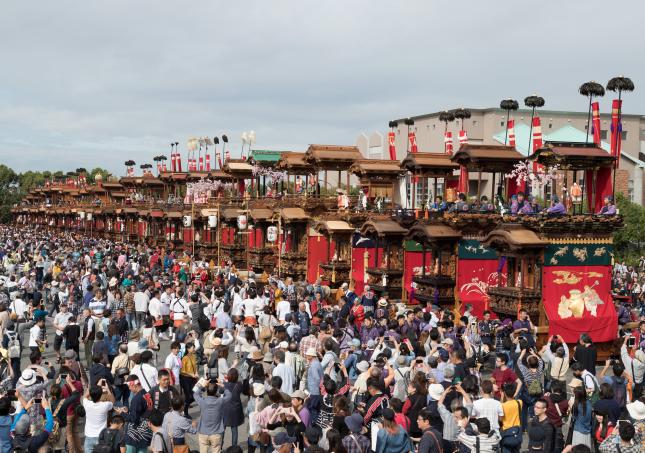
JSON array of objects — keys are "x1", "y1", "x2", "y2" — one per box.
[{"x1": 1, "y1": 1, "x2": 643, "y2": 175}]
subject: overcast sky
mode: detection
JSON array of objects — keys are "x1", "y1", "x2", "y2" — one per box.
[{"x1": 1, "y1": 1, "x2": 643, "y2": 175}]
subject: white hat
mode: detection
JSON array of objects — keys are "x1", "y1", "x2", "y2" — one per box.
[
  {"x1": 19, "y1": 369, "x2": 37, "y2": 386},
  {"x1": 253, "y1": 383, "x2": 266, "y2": 396},
  {"x1": 356, "y1": 360, "x2": 369, "y2": 372},
  {"x1": 442, "y1": 338, "x2": 454, "y2": 346},
  {"x1": 428, "y1": 383, "x2": 444, "y2": 401},
  {"x1": 626, "y1": 400, "x2": 645, "y2": 420},
  {"x1": 305, "y1": 347, "x2": 317, "y2": 357},
  {"x1": 279, "y1": 341, "x2": 289, "y2": 349},
  {"x1": 51, "y1": 281, "x2": 59, "y2": 287}
]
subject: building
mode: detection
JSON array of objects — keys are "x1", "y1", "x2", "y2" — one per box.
[{"x1": 357, "y1": 107, "x2": 645, "y2": 205}]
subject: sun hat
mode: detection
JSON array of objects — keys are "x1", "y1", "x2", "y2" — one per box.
[
  {"x1": 626, "y1": 400, "x2": 645, "y2": 420},
  {"x1": 442, "y1": 338, "x2": 454, "y2": 345},
  {"x1": 250, "y1": 347, "x2": 263, "y2": 361},
  {"x1": 305, "y1": 347, "x2": 318, "y2": 357},
  {"x1": 356, "y1": 360, "x2": 369, "y2": 372},
  {"x1": 263, "y1": 352, "x2": 274, "y2": 363},
  {"x1": 344, "y1": 413, "x2": 364, "y2": 433},
  {"x1": 279, "y1": 341, "x2": 289, "y2": 349},
  {"x1": 429, "y1": 383, "x2": 444, "y2": 400},
  {"x1": 290, "y1": 390, "x2": 307, "y2": 401},
  {"x1": 19, "y1": 369, "x2": 37, "y2": 386},
  {"x1": 569, "y1": 378, "x2": 583, "y2": 389},
  {"x1": 273, "y1": 431, "x2": 296, "y2": 446}
]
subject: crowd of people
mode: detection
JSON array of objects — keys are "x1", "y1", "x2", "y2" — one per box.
[{"x1": 0, "y1": 224, "x2": 643, "y2": 453}]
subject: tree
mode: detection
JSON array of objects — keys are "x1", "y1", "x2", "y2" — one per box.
[
  {"x1": 0, "y1": 165, "x2": 20, "y2": 223},
  {"x1": 613, "y1": 193, "x2": 645, "y2": 262},
  {"x1": 88, "y1": 167, "x2": 111, "y2": 183}
]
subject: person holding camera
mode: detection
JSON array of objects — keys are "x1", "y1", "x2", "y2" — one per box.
[
  {"x1": 192, "y1": 376, "x2": 233, "y2": 453},
  {"x1": 81, "y1": 379, "x2": 115, "y2": 453}
]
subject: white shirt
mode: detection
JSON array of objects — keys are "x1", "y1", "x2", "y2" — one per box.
[
  {"x1": 242, "y1": 298, "x2": 259, "y2": 318},
  {"x1": 171, "y1": 298, "x2": 188, "y2": 321},
  {"x1": 472, "y1": 397, "x2": 504, "y2": 430},
  {"x1": 10, "y1": 298, "x2": 27, "y2": 318},
  {"x1": 231, "y1": 297, "x2": 244, "y2": 317},
  {"x1": 134, "y1": 291, "x2": 149, "y2": 312},
  {"x1": 164, "y1": 352, "x2": 182, "y2": 384},
  {"x1": 29, "y1": 324, "x2": 42, "y2": 348},
  {"x1": 54, "y1": 311, "x2": 73, "y2": 336},
  {"x1": 82, "y1": 399, "x2": 113, "y2": 437},
  {"x1": 149, "y1": 297, "x2": 162, "y2": 319},
  {"x1": 276, "y1": 300, "x2": 291, "y2": 321},
  {"x1": 133, "y1": 363, "x2": 158, "y2": 391}
]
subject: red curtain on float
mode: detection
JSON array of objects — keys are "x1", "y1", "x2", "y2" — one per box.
[
  {"x1": 307, "y1": 235, "x2": 335, "y2": 283},
  {"x1": 183, "y1": 227, "x2": 194, "y2": 244},
  {"x1": 585, "y1": 168, "x2": 612, "y2": 214},
  {"x1": 542, "y1": 265, "x2": 617, "y2": 342},
  {"x1": 403, "y1": 250, "x2": 432, "y2": 304},
  {"x1": 457, "y1": 259, "x2": 505, "y2": 318},
  {"x1": 507, "y1": 177, "x2": 525, "y2": 198},
  {"x1": 457, "y1": 166, "x2": 469, "y2": 195},
  {"x1": 351, "y1": 234, "x2": 383, "y2": 295}
]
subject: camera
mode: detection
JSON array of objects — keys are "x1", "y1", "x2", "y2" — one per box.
[{"x1": 627, "y1": 337, "x2": 636, "y2": 348}]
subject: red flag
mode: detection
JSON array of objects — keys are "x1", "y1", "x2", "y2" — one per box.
[
  {"x1": 199, "y1": 156, "x2": 204, "y2": 171},
  {"x1": 157, "y1": 163, "x2": 162, "y2": 173},
  {"x1": 388, "y1": 131, "x2": 397, "y2": 160},
  {"x1": 591, "y1": 102, "x2": 601, "y2": 145},
  {"x1": 610, "y1": 99, "x2": 622, "y2": 167},
  {"x1": 162, "y1": 163, "x2": 167, "y2": 172},
  {"x1": 177, "y1": 153, "x2": 182, "y2": 172},
  {"x1": 444, "y1": 132, "x2": 453, "y2": 155},
  {"x1": 459, "y1": 130, "x2": 468, "y2": 145},
  {"x1": 205, "y1": 154, "x2": 211, "y2": 171},
  {"x1": 225, "y1": 148, "x2": 230, "y2": 162},
  {"x1": 171, "y1": 153, "x2": 176, "y2": 172},
  {"x1": 507, "y1": 119, "x2": 516, "y2": 147},
  {"x1": 408, "y1": 131, "x2": 418, "y2": 153}
]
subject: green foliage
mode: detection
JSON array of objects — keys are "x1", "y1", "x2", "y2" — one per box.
[
  {"x1": 613, "y1": 192, "x2": 645, "y2": 262},
  {"x1": 87, "y1": 167, "x2": 111, "y2": 183}
]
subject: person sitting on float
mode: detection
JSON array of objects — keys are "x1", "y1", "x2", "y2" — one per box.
[
  {"x1": 545, "y1": 194, "x2": 567, "y2": 215},
  {"x1": 511, "y1": 191, "x2": 532, "y2": 215},
  {"x1": 448, "y1": 192, "x2": 469, "y2": 213},
  {"x1": 431, "y1": 195, "x2": 447, "y2": 212},
  {"x1": 527, "y1": 195, "x2": 541, "y2": 213},
  {"x1": 598, "y1": 195, "x2": 617, "y2": 215},
  {"x1": 477, "y1": 195, "x2": 494, "y2": 212}
]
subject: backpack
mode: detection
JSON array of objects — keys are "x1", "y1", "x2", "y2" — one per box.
[
  {"x1": 94, "y1": 428, "x2": 121, "y2": 453},
  {"x1": 609, "y1": 376, "x2": 627, "y2": 407},
  {"x1": 527, "y1": 378, "x2": 543, "y2": 397},
  {"x1": 7, "y1": 333, "x2": 20, "y2": 359},
  {"x1": 197, "y1": 313, "x2": 210, "y2": 332}
]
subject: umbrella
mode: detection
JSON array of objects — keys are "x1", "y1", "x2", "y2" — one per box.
[
  {"x1": 524, "y1": 95, "x2": 545, "y2": 155},
  {"x1": 579, "y1": 82, "x2": 605, "y2": 143},
  {"x1": 499, "y1": 99, "x2": 519, "y2": 145}
]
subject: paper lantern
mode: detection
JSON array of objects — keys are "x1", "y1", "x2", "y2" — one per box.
[
  {"x1": 208, "y1": 215, "x2": 217, "y2": 228},
  {"x1": 87, "y1": 213, "x2": 93, "y2": 221},
  {"x1": 237, "y1": 214, "x2": 247, "y2": 230},
  {"x1": 267, "y1": 226, "x2": 278, "y2": 242},
  {"x1": 183, "y1": 215, "x2": 192, "y2": 227},
  {"x1": 79, "y1": 211, "x2": 85, "y2": 220}
]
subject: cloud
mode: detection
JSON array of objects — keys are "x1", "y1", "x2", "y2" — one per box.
[{"x1": 0, "y1": 0, "x2": 642, "y2": 174}]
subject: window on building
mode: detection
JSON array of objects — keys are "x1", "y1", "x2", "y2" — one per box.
[
  {"x1": 621, "y1": 131, "x2": 628, "y2": 140},
  {"x1": 549, "y1": 123, "x2": 553, "y2": 129},
  {"x1": 500, "y1": 121, "x2": 505, "y2": 127},
  {"x1": 600, "y1": 130, "x2": 608, "y2": 140},
  {"x1": 628, "y1": 179, "x2": 634, "y2": 202},
  {"x1": 472, "y1": 120, "x2": 478, "y2": 127}
]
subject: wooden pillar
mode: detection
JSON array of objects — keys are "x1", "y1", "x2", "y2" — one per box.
[
  {"x1": 374, "y1": 236, "x2": 379, "y2": 268},
  {"x1": 433, "y1": 177, "x2": 438, "y2": 202},
  {"x1": 324, "y1": 170, "x2": 328, "y2": 194},
  {"x1": 591, "y1": 168, "x2": 598, "y2": 214},
  {"x1": 386, "y1": 241, "x2": 391, "y2": 270},
  {"x1": 346, "y1": 171, "x2": 350, "y2": 192},
  {"x1": 477, "y1": 169, "x2": 482, "y2": 200},
  {"x1": 491, "y1": 172, "x2": 496, "y2": 201},
  {"x1": 338, "y1": 170, "x2": 341, "y2": 189}
]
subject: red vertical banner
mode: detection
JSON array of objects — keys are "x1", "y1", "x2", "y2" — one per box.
[
  {"x1": 459, "y1": 130, "x2": 468, "y2": 145},
  {"x1": 306, "y1": 235, "x2": 336, "y2": 283},
  {"x1": 458, "y1": 165, "x2": 469, "y2": 195},
  {"x1": 444, "y1": 132, "x2": 453, "y2": 155},
  {"x1": 205, "y1": 154, "x2": 211, "y2": 171},
  {"x1": 388, "y1": 131, "x2": 397, "y2": 160},
  {"x1": 408, "y1": 131, "x2": 418, "y2": 153},
  {"x1": 610, "y1": 99, "x2": 622, "y2": 167},
  {"x1": 586, "y1": 167, "x2": 612, "y2": 213},
  {"x1": 507, "y1": 119, "x2": 516, "y2": 147},
  {"x1": 532, "y1": 116, "x2": 544, "y2": 172},
  {"x1": 591, "y1": 102, "x2": 601, "y2": 145}
]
